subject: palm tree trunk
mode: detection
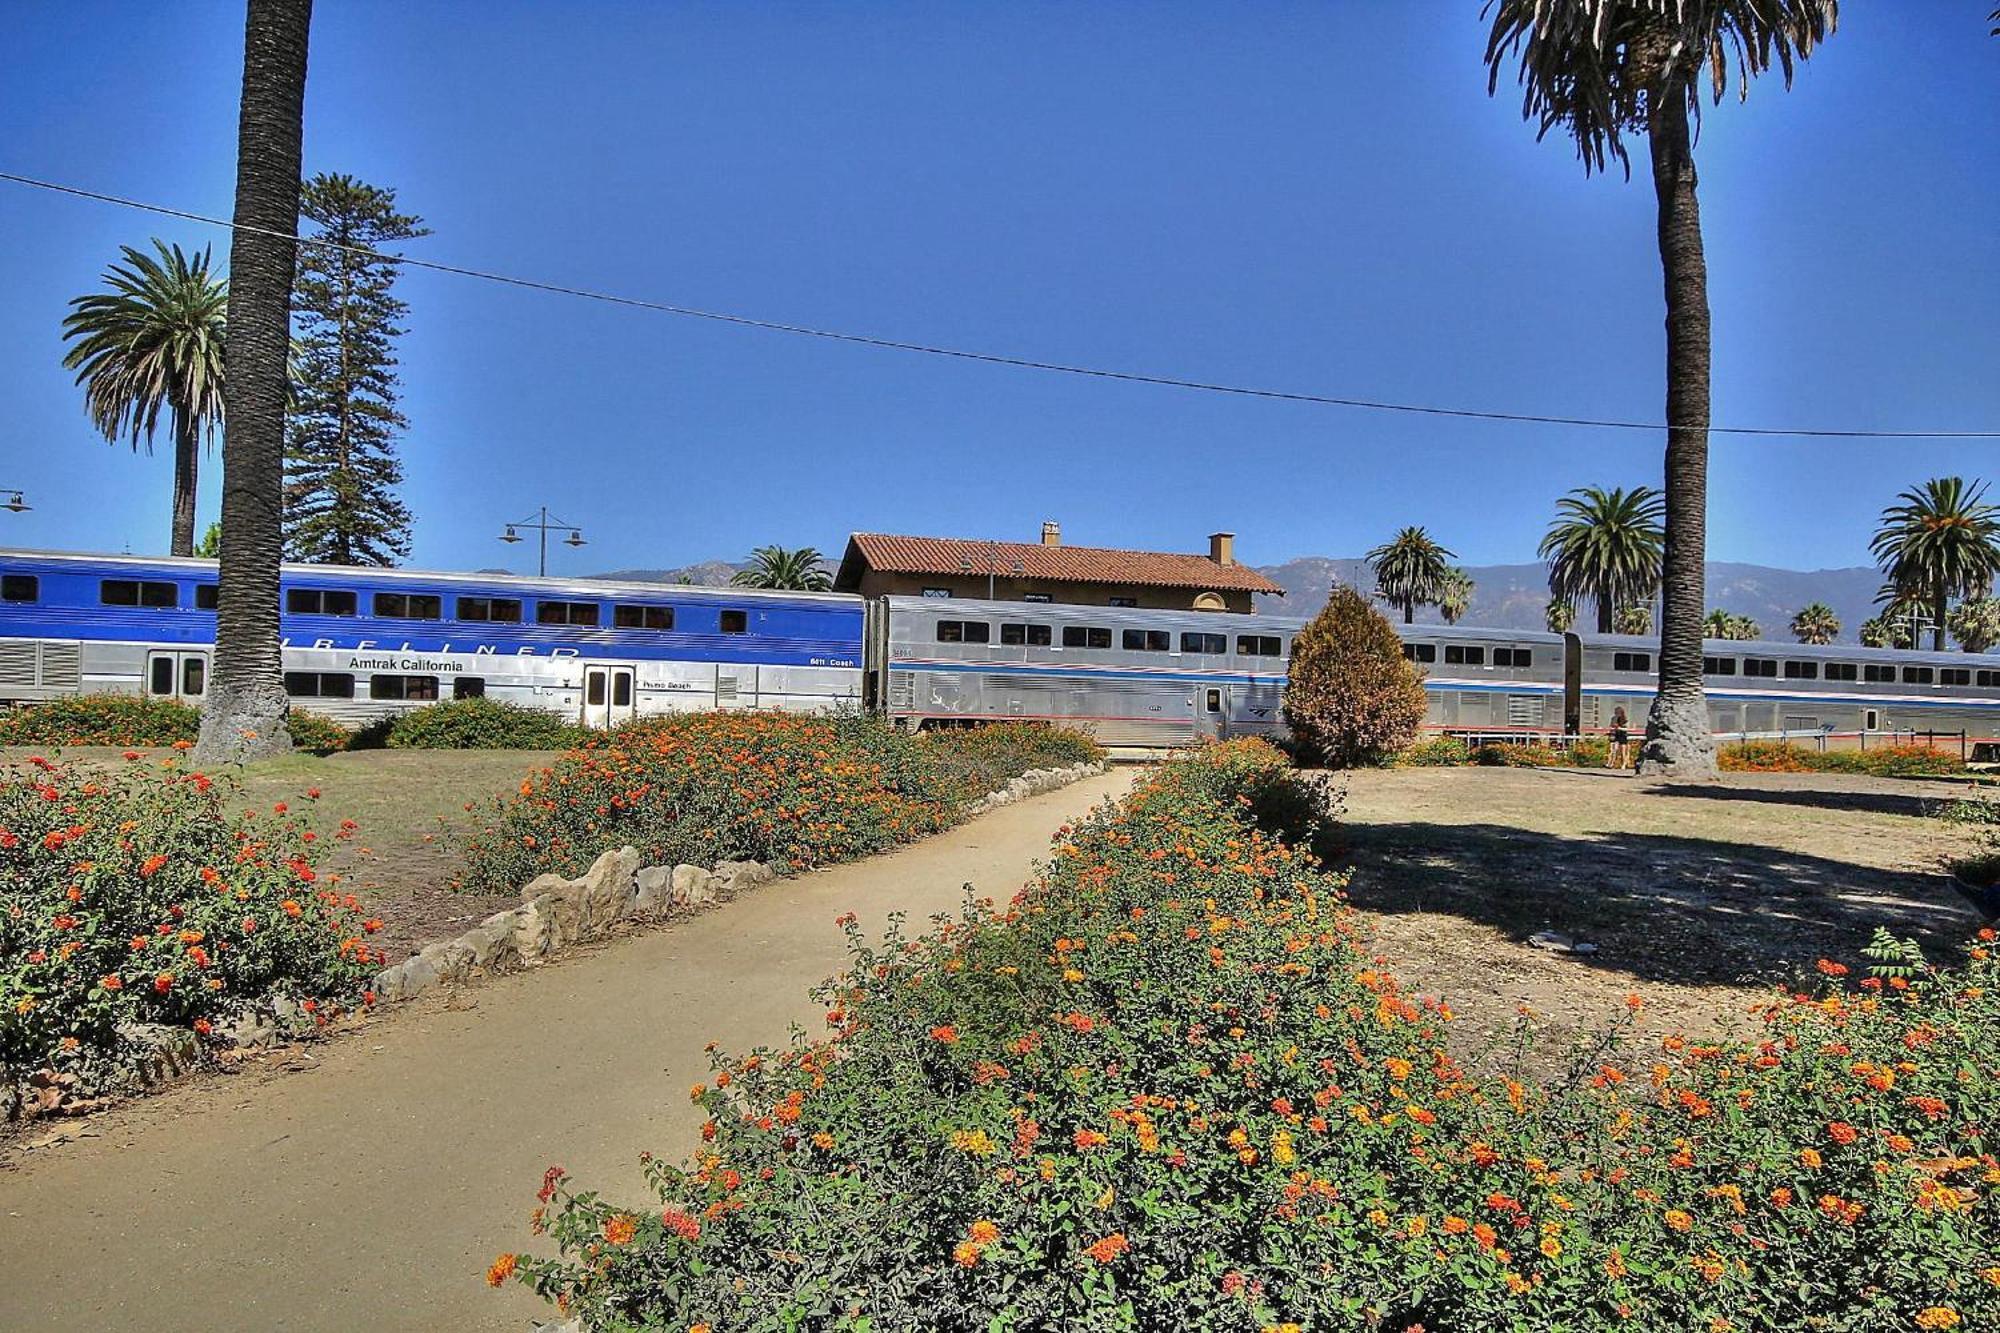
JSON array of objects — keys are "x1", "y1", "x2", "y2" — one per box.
[
  {"x1": 1635, "y1": 88, "x2": 1717, "y2": 778},
  {"x1": 1596, "y1": 595, "x2": 1613, "y2": 635},
  {"x1": 170, "y1": 407, "x2": 199, "y2": 558},
  {"x1": 196, "y1": 0, "x2": 311, "y2": 764},
  {"x1": 1935, "y1": 577, "x2": 1948, "y2": 653},
  {"x1": 1404, "y1": 600, "x2": 1414, "y2": 625}
]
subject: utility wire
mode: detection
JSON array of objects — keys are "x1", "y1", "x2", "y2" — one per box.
[{"x1": 5, "y1": 168, "x2": 1995, "y2": 441}]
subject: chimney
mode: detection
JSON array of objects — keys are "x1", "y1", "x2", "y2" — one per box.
[
  {"x1": 1208, "y1": 531, "x2": 1235, "y2": 566},
  {"x1": 1040, "y1": 520, "x2": 1061, "y2": 547}
]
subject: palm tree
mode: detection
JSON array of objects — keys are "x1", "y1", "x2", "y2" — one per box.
[
  {"x1": 1614, "y1": 603, "x2": 1653, "y2": 636},
  {"x1": 1789, "y1": 602, "x2": 1840, "y2": 645},
  {"x1": 1869, "y1": 478, "x2": 2000, "y2": 653},
  {"x1": 1949, "y1": 597, "x2": 2000, "y2": 654},
  {"x1": 1545, "y1": 599, "x2": 1577, "y2": 633},
  {"x1": 195, "y1": 0, "x2": 312, "y2": 765},
  {"x1": 1857, "y1": 615, "x2": 1910, "y2": 650},
  {"x1": 1702, "y1": 609, "x2": 1760, "y2": 641},
  {"x1": 1366, "y1": 527, "x2": 1454, "y2": 624},
  {"x1": 60, "y1": 241, "x2": 228, "y2": 557},
  {"x1": 731, "y1": 544, "x2": 833, "y2": 592},
  {"x1": 1438, "y1": 567, "x2": 1476, "y2": 625},
  {"x1": 1537, "y1": 485, "x2": 1665, "y2": 634},
  {"x1": 1487, "y1": 1, "x2": 1836, "y2": 777}
]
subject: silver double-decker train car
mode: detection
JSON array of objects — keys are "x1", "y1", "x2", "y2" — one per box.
[{"x1": 869, "y1": 595, "x2": 1296, "y2": 750}]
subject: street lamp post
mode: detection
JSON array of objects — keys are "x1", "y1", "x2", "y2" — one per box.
[
  {"x1": 0, "y1": 488, "x2": 30, "y2": 514},
  {"x1": 498, "y1": 506, "x2": 586, "y2": 578}
]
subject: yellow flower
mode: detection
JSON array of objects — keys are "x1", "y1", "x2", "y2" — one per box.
[
  {"x1": 1914, "y1": 1309, "x2": 1960, "y2": 1331},
  {"x1": 949, "y1": 1128, "x2": 997, "y2": 1157},
  {"x1": 1663, "y1": 1209, "x2": 1694, "y2": 1233},
  {"x1": 968, "y1": 1219, "x2": 1000, "y2": 1245},
  {"x1": 1539, "y1": 1236, "x2": 1562, "y2": 1259}
]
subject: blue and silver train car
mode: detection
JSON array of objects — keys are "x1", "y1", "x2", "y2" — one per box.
[
  {"x1": 0, "y1": 549, "x2": 865, "y2": 728},
  {"x1": 871, "y1": 595, "x2": 1297, "y2": 750}
]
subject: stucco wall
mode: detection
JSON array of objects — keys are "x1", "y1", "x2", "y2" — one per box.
[{"x1": 854, "y1": 571, "x2": 1257, "y2": 613}]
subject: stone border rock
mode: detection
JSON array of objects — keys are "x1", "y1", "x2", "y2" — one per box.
[{"x1": 366, "y1": 761, "x2": 1106, "y2": 1008}]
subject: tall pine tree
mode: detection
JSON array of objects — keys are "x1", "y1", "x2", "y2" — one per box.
[{"x1": 283, "y1": 173, "x2": 426, "y2": 565}]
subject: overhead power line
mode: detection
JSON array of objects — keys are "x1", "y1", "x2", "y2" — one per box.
[{"x1": 4, "y1": 168, "x2": 1995, "y2": 441}]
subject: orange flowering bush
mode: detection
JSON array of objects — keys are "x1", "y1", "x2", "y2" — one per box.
[
  {"x1": 1720, "y1": 741, "x2": 1965, "y2": 778},
  {"x1": 500, "y1": 739, "x2": 1996, "y2": 1330},
  {"x1": 457, "y1": 712, "x2": 1099, "y2": 892},
  {"x1": 0, "y1": 753, "x2": 381, "y2": 1079},
  {"x1": 916, "y1": 721, "x2": 1104, "y2": 803}
]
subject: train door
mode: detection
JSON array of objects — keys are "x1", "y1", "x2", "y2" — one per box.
[
  {"x1": 144, "y1": 650, "x2": 207, "y2": 703},
  {"x1": 581, "y1": 664, "x2": 637, "y2": 729},
  {"x1": 1195, "y1": 684, "x2": 1227, "y2": 740}
]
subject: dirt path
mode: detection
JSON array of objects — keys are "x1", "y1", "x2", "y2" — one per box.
[
  {"x1": 1335, "y1": 766, "x2": 1984, "y2": 1054},
  {"x1": 0, "y1": 769, "x2": 1135, "y2": 1333}
]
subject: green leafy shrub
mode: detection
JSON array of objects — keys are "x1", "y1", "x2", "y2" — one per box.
[
  {"x1": 918, "y1": 721, "x2": 1104, "y2": 801},
  {"x1": 284, "y1": 710, "x2": 352, "y2": 754},
  {"x1": 457, "y1": 711, "x2": 987, "y2": 893},
  {"x1": 1281, "y1": 585, "x2": 1428, "y2": 767},
  {"x1": 1473, "y1": 741, "x2": 1572, "y2": 767},
  {"x1": 1567, "y1": 736, "x2": 1612, "y2": 767},
  {"x1": 0, "y1": 694, "x2": 353, "y2": 756},
  {"x1": 0, "y1": 694, "x2": 201, "y2": 747},
  {"x1": 500, "y1": 740, "x2": 2000, "y2": 1331},
  {"x1": 0, "y1": 754, "x2": 382, "y2": 1077},
  {"x1": 379, "y1": 697, "x2": 586, "y2": 751},
  {"x1": 1399, "y1": 735, "x2": 1471, "y2": 767}
]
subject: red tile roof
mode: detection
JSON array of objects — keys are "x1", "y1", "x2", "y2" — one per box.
[{"x1": 836, "y1": 533, "x2": 1282, "y2": 594}]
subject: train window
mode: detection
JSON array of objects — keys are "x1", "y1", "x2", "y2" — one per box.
[
  {"x1": 613, "y1": 673, "x2": 633, "y2": 707},
  {"x1": 1782, "y1": 660, "x2": 1819, "y2": 680},
  {"x1": 1979, "y1": 671, "x2": 2000, "y2": 689},
  {"x1": 374, "y1": 592, "x2": 443, "y2": 620},
  {"x1": 935, "y1": 620, "x2": 992, "y2": 644},
  {"x1": 452, "y1": 676, "x2": 486, "y2": 700},
  {"x1": 586, "y1": 673, "x2": 605, "y2": 706},
  {"x1": 1108, "y1": 596, "x2": 1138, "y2": 608},
  {"x1": 1702, "y1": 656, "x2": 1736, "y2": 676},
  {"x1": 1236, "y1": 635, "x2": 1282, "y2": 657},
  {"x1": 1864, "y1": 709, "x2": 1880, "y2": 731},
  {"x1": 1204, "y1": 688, "x2": 1222, "y2": 713},
  {"x1": 102, "y1": 579, "x2": 179, "y2": 608},
  {"x1": 1492, "y1": 648, "x2": 1532, "y2": 668},
  {"x1": 1613, "y1": 651, "x2": 1652, "y2": 673},
  {"x1": 1742, "y1": 658, "x2": 1778, "y2": 678},
  {"x1": 456, "y1": 596, "x2": 522, "y2": 623},
  {"x1": 613, "y1": 604, "x2": 674, "y2": 630},
  {"x1": 1864, "y1": 664, "x2": 1896, "y2": 683},
  {"x1": 1903, "y1": 666, "x2": 1935, "y2": 685},
  {"x1": 1941, "y1": 668, "x2": 1971, "y2": 686},
  {"x1": 1181, "y1": 632, "x2": 1228, "y2": 655},
  {"x1": 536, "y1": 600, "x2": 601, "y2": 626},
  {"x1": 1401, "y1": 643, "x2": 1437, "y2": 664},
  {"x1": 283, "y1": 672, "x2": 355, "y2": 699},
  {"x1": 194, "y1": 583, "x2": 218, "y2": 610},
  {"x1": 1824, "y1": 663, "x2": 1857, "y2": 681},
  {"x1": 1062, "y1": 626, "x2": 1114, "y2": 649},
  {"x1": 1444, "y1": 645, "x2": 1486, "y2": 666},
  {"x1": 148, "y1": 657, "x2": 175, "y2": 695},
  {"x1": 719, "y1": 610, "x2": 748, "y2": 634},
  {"x1": 0, "y1": 574, "x2": 37, "y2": 602},
  {"x1": 1121, "y1": 629, "x2": 1171, "y2": 652},
  {"x1": 370, "y1": 674, "x2": 440, "y2": 701},
  {"x1": 1001, "y1": 623, "x2": 1053, "y2": 646},
  {"x1": 286, "y1": 588, "x2": 357, "y2": 616},
  {"x1": 181, "y1": 658, "x2": 205, "y2": 696}
]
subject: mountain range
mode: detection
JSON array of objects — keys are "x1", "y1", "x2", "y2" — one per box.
[{"x1": 591, "y1": 558, "x2": 1899, "y2": 644}]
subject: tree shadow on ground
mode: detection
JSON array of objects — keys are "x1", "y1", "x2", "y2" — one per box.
[
  {"x1": 1336, "y1": 819, "x2": 1982, "y2": 994},
  {"x1": 1648, "y1": 782, "x2": 1961, "y2": 821}
]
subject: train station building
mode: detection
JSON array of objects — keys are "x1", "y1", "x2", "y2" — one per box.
[{"x1": 832, "y1": 523, "x2": 1283, "y2": 613}]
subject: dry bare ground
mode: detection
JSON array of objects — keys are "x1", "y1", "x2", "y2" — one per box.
[{"x1": 1331, "y1": 765, "x2": 1989, "y2": 1060}]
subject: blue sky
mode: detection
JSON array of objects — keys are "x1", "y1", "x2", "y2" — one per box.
[{"x1": 1, "y1": 3, "x2": 1995, "y2": 577}]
